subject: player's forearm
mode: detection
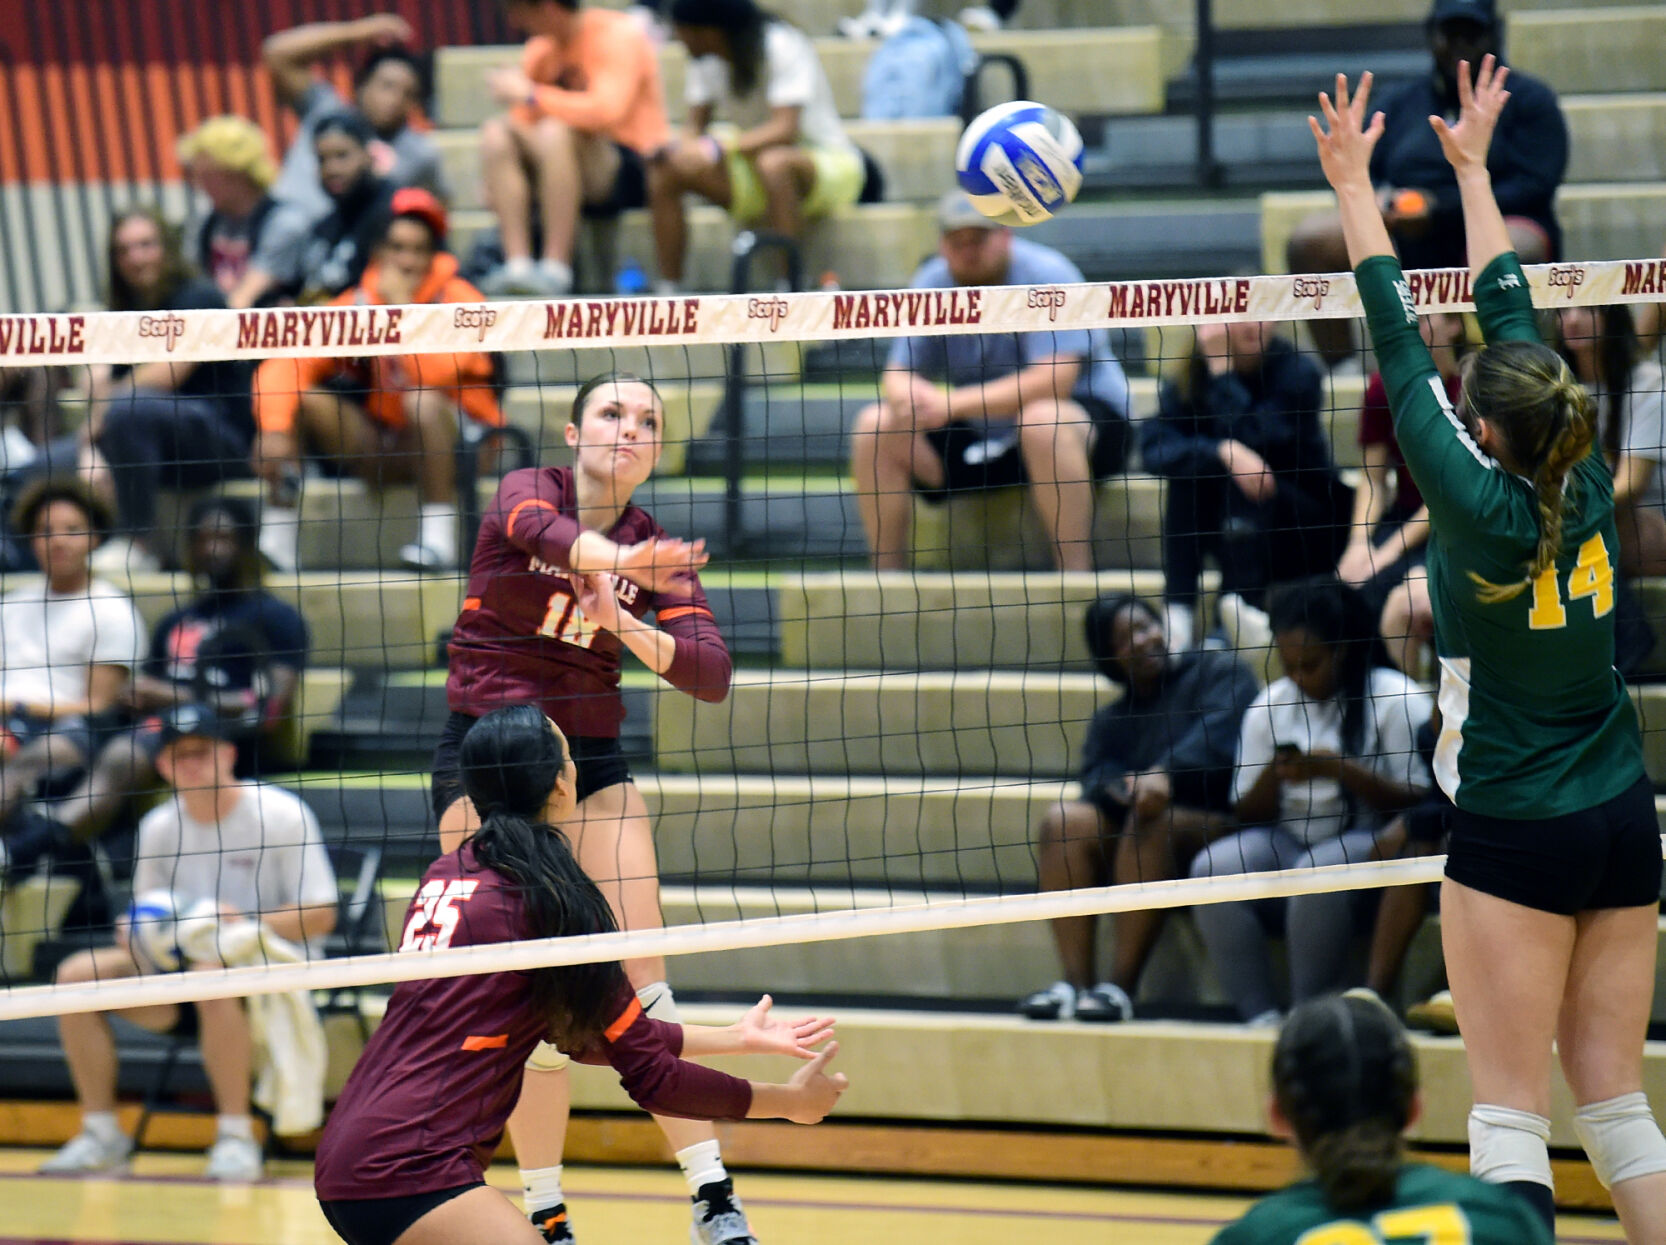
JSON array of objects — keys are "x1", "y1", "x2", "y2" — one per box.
[
  {"x1": 1334, "y1": 183, "x2": 1396, "y2": 270},
  {"x1": 1455, "y1": 168, "x2": 1513, "y2": 280},
  {"x1": 568, "y1": 530, "x2": 623, "y2": 575},
  {"x1": 613, "y1": 611, "x2": 676, "y2": 675}
]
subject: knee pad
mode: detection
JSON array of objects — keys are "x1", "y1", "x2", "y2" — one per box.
[
  {"x1": 1574, "y1": 1092, "x2": 1666, "y2": 1189},
  {"x1": 525, "y1": 1040, "x2": 571, "y2": 1073},
  {"x1": 636, "y1": 981, "x2": 679, "y2": 1023},
  {"x1": 1469, "y1": 1105, "x2": 1553, "y2": 1189}
]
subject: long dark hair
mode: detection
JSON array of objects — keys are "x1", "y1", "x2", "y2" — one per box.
[
  {"x1": 1461, "y1": 339, "x2": 1597, "y2": 603},
  {"x1": 460, "y1": 705, "x2": 625, "y2": 1049},
  {"x1": 670, "y1": 0, "x2": 774, "y2": 98},
  {"x1": 1265, "y1": 578, "x2": 1381, "y2": 757},
  {"x1": 106, "y1": 207, "x2": 192, "y2": 312},
  {"x1": 1083, "y1": 593, "x2": 1161, "y2": 688},
  {"x1": 1557, "y1": 303, "x2": 1637, "y2": 467},
  {"x1": 1273, "y1": 994, "x2": 1417, "y2": 1213}
]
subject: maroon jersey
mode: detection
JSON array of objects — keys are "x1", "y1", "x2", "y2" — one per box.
[
  {"x1": 314, "y1": 843, "x2": 753, "y2": 1201},
  {"x1": 446, "y1": 467, "x2": 731, "y2": 737}
]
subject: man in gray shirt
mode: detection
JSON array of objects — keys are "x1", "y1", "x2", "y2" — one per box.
[
  {"x1": 263, "y1": 13, "x2": 448, "y2": 220},
  {"x1": 850, "y1": 191, "x2": 1131, "y2": 572}
]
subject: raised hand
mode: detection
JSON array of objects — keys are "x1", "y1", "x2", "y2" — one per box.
[
  {"x1": 1430, "y1": 55, "x2": 1510, "y2": 176},
  {"x1": 574, "y1": 572, "x2": 623, "y2": 634},
  {"x1": 782, "y1": 1043, "x2": 849, "y2": 1123},
  {"x1": 614, "y1": 536, "x2": 709, "y2": 593},
  {"x1": 1308, "y1": 72, "x2": 1386, "y2": 195},
  {"x1": 734, "y1": 994, "x2": 836, "y2": 1060}
]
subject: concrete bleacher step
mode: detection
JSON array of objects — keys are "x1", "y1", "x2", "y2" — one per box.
[
  {"x1": 433, "y1": 29, "x2": 1168, "y2": 132},
  {"x1": 1024, "y1": 198, "x2": 1265, "y2": 284},
  {"x1": 500, "y1": 340, "x2": 801, "y2": 390},
  {"x1": 1261, "y1": 182, "x2": 1666, "y2": 273},
  {"x1": 1511, "y1": 6, "x2": 1666, "y2": 94},
  {"x1": 451, "y1": 201, "x2": 937, "y2": 294},
  {"x1": 1564, "y1": 94, "x2": 1666, "y2": 183},
  {"x1": 433, "y1": 118, "x2": 961, "y2": 214}
]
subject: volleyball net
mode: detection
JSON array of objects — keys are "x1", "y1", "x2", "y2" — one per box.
[{"x1": 0, "y1": 258, "x2": 1663, "y2": 1024}]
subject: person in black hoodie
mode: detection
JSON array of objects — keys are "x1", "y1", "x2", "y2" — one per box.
[
  {"x1": 297, "y1": 111, "x2": 397, "y2": 304},
  {"x1": 1286, "y1": 0, "x2": 1566, "y2": 368},
  {"x1": 1019, "y1": 594, "x2": 1260, "y2": 1023},
  {"x1": 1141, "y1": 319, "x2": 1349, "y2": 647}
]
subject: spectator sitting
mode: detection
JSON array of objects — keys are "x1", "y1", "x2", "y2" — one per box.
[
  {"x1": 1336, "y1": 312, "x2": 1464, "y2": 620},
  {"x1": 476, "y1": 0, "x2": 670, "y2": 298},
  {"x1": 73, "y1": 209, "x2": 254, "y2": 574},
  {"x1": 0, "y1": 479, "x2": 145, "y2": 892},
  {"x1": 39, "y1": 703, "x2": 336, "y2": 1181},
  {"x1": 1286, "y1": 0, "x2": 1566, "y2": 370},
  {"x1": 650, "y1": 0, "x2": 871, "y2": 292},
  {"x1": 177, "y1": 116, "x2": 313, "y2": 309},
  {"x1": 1141, "y1": 320, "x2": 1347, "y2": 648},
  {"x1": 1557, "y1": 304, "x2": 1666, "y2": 577},
  {"x1": 1189, "y1": 579, "x2": 1432, "y2": 1025},
  {"x1": 31, "y1": 495, "x2": 309, "y2": 864},
  {"x1": 296, "y1": 111, "x2": 399, "y2": 305},
  {"x1": 1018, "y1": 594, "x2": 1259, "y2": 1023},
  {"x1": 850, "y1": 192, "x2": 1131, "y2": 572},
  {"x1": 263, "y1": 12, "x2": 446, "y2": 222},
  {"x1": 253, "y1": 190, "x2": 504, "y2": 573}
]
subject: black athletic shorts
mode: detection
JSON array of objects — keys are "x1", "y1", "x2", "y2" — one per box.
[
  {"x1": 430, "y1": 711, "x2": 634, "y2": 820},
  {"x1": 914, "y1": 395, "x2": 1131, "y2": 504},
  {"x1": 1444, "y1": 773, "x2": 1663, "y2": 915},
  {"x1": 319, "y1": 1184, "x2": 480, "y2": 1245},
  {"x1": 585, "y1": 144, "x2": 647, "y2": 215}
]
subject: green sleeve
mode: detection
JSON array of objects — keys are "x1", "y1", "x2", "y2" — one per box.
[
  {"x1": 1472, "y1": 252, "x2": 1540, "y2": 346},
  {"x1": 1356, "y1": 254, "x2": 1502, "y2": 539}
]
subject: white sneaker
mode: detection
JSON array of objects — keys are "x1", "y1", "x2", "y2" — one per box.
[
  {"x1": 958, "y1": 5, "x2": 1003, "y2": 30},
  {"x1": 1017, "y1": 980, "x2": 1076, "y2": 1020},
  {"x1": 398, "y1": 540, "x2": 456, "y2": 574},
  {"x1": 203, "y1": 1134, "x2": 263, "y2": 1181},
  {"x1": 40, "y1": 1129, "x2": 132, "y2": 1173}
]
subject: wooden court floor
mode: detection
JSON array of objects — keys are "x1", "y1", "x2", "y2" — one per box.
[{"x1": 0, "y1": 1150, "x2": 1628, "y2": 1244}]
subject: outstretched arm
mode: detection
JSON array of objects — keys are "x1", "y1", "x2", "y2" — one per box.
[
  {"x1": 1428, "y1": 56, "x2": 1515, "y2": 281},
  {"x1": 1308, "y1": 72, "x2": 1392, "y2": 268}
]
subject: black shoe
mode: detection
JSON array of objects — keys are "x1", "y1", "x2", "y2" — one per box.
[
  {"x1": 3, "y1": 809, "x2": 70, "y2": 882},
  {"x1": 529, "y1": 1203, "x2": 575, "y2": 1243},
  {"x1": 691, "y1": 1178, "x2": 756, "y2": 1245}
]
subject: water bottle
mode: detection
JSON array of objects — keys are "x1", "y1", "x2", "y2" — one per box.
[{"x1": 614, "y1": 259, "x2": 647, "y2": 296}]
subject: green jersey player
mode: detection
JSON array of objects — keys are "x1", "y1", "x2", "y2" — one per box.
[
  {"x1": 1310, "y1": 55, "x2": 1666, "y2": 1240},
  {"x1": 1211, "y1": 994, "x2": 1551, "y2": 1245}
]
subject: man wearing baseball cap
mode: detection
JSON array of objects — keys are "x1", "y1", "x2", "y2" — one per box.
[
  {"x1": 850, "y1": 191, "x2": 1132, "y2": 573},
  {"x1": 1286, "y1": 0, "x2": 1567, "y2": 369},
  {"x1": 41, "y1": 700, "x2": 336, "y2": 1182},
  {"x1": 177, "y1": 116, "x2": 313, "y2": 309}
]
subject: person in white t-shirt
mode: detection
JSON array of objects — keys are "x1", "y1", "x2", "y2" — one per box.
[
  {"x1": 1189, "y1": 578, "x2": 1433, "y2": 1025},
  {"x1": 648, "y1": 0, "x2": 868, "y2": 291},
  {"x1": 0, "y1": 479, "x2": 145, "y2": 841},
  {"x1": 41, "y1": 702, "x2": 337, "y2": 1182}
]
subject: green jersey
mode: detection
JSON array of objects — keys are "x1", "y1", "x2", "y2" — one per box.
[
  {"x1": 1211, "y1": 1163, "x2": 1553, "y2": 1245},
  {"x1": 1357, "y1": 253, "x2": 1644, "y2": 818}
]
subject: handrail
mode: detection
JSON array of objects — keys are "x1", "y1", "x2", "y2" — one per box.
[
  {"x1": 1194, "y1": 0, "x2": 1223, "y2": 189},
  {"x1": 722, "y1": 230, "x2": 802, "y2": 559}
]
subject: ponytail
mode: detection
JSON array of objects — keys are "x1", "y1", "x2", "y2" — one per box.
[
  {"x1": 1305, "y1": 1122, "x2": 1405, "y2": 1212},
  {"x1": 1463, "y1": 342, "x2": 1597, "y2": 603},
  {"x1": 460, "y1": 705, "x2": 627, "y2": 1051}
]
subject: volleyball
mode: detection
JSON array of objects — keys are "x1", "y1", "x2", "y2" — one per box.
[
  {"x1": 954, "y1": 100, "x2": 1085, "y2": 227},
  {"x1": 126, "y1": 890, "x2": 183, "y2": 973}
]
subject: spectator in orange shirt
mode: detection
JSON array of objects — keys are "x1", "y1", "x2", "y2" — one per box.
[
  {"x1": 251, "y1": 190, "x2": 503, "y2": 574},
  {"x1": 478, "y1": 0, "x2": 671, "y2": 297}
]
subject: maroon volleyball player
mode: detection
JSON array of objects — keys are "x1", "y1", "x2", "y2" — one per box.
[
  {"x1": 317, "y1": 707, "x2": 845, "y2": 1245},
  {"x1": 433, "y1": 372, "x2": 753, "y2": 1243}
]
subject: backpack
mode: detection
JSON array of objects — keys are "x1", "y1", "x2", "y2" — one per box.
[{"x1": 860, "y1": 17, "x2": 978, "y2": 120}]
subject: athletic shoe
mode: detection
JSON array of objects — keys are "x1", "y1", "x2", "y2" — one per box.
[
  {"x1": 203, "y1": 1134, "x2": 263, "y2": 1181},
  {"x1": 1245, "y1": 1009, "x2": 1284, "y2": 1028},
  {"x1": 1018, "y1": 980, "x2": 1075, "y2": 1020},
  {"x1": 1074, "y1": 982, "x2": 1134, "y2": 1023},
  {"x1": 1405, "y1": 989, "x2": 1458, "y2": 1035},
  {"x1": 958, "y1": 5, "x2": 1003, "y2": 30},
  {"x1": 690, "y1": 1177, "x2": 756, "y2": 1245},
  {"x1": 39, "y1": 1129, "x2": 132, "y2": 1173},
  {"x1": 398, "y1": 540, "x2": 456, "y2": 574},
  {"x1": 530, "y1": 1203, "x2": 576, "y2": 1243}
]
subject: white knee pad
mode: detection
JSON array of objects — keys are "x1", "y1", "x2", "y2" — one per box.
[
  {"x1": 525, "y1": 1040, "x2": 571, "y2": 1073},
  {"x1": 1574, "y1": 1092, "x2": 1666, "y2": 1190},
  {"x1": 637, "y1": 981, "x2": 679, "y2": 1023},
  {"x1": 1469, "y1": 1104, "x2": 1553, "y2": 1188}
]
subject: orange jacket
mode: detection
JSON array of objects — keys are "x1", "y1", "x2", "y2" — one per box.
[{"x1": 253, "y1": 251, "x2": 504, "y2": 435}]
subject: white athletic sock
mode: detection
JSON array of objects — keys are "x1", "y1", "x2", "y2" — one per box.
[
  {"x1": 216, "y1": 1113, "x2": 255, "y2": 1142},
  {"x1": 418, "y1": 504, "x2": 457, "y2": 562},
  {"x1": 259, "y1": 506, "x2": 300, "y2": 571},
  {"x1": 676, "y1": 1139, "x2": 727, "y2": 1195},
  {"x1": 653, "y1": 278, "x2": 681, "y2": 297},
  {"x1": 82, "y1": 1110, "x2": 122, "y2": 1143},
  {"x1": 522, "y1": 1162, "x2": 565, "y2": 1212}
]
